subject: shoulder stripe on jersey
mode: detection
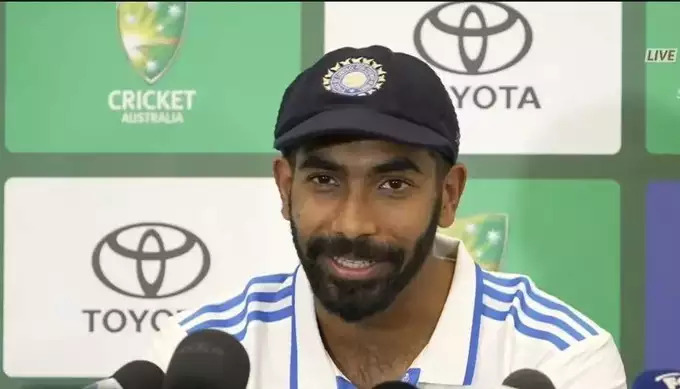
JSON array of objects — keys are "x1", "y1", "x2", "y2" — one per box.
[
  {"x1": 231, "y1": 307, "x2": 294, "y2": 341},
  {"x1": 483, "y1": 286, "x2": 585, "y2": 342},
  {"x1": 482, "y1": 304, "x2": 569, "y2": 350},
  {"x1": 185, "y1": 285, "x2": 293, "y2": 329},
  {"x1": 184, "y1": 284, "x2": 294, "y2": 339},
  {"x1": 481, "y1": 272, "x2": 598, "y2": 336},
  {"x1": 178, "y1": 273, "x2": 293, "y2": 326},
  {"x1": 189, "y1": 306, "x2": 294, "y2": 341}
]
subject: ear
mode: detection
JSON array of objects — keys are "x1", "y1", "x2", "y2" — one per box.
[
  {"x1": 273, "y1": 156, "x2": 294, "y2": 220},
  {"x1": 438, "y1": 163, "x2": 467, "y2": 228}
]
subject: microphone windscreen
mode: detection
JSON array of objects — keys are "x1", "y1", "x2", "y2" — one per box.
[
  {"x1": 162, "y1": 329, "x2": 250, "y2": 389},
  {"x1": 502, "y1": 369, "x2": 555, "y2": 389},
  {"x1": 632, "y1": 369, "x2": 680, "y2": 389},
  {"x1": 372, "y1": 381, "x2": 418, "y2": 388},
  {"x1": 84, "y1": 360, "x2": 164, "y2": 389}
]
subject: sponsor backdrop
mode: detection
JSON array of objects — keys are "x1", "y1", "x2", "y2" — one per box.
[{"x1": 0, "y1": 1, "x2": 675, "y2": 387}]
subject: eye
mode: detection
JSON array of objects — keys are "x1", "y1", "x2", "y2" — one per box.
[
  {"x1": 379, "y1": 179, "x2": 410, "y2": 191},
  {"x1": 309, "y1": 175, "x2": 338, "y2": 186}
]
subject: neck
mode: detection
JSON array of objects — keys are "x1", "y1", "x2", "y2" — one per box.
[{"x1": 316, "y1": 255, "x2": 455, "y2": 350}]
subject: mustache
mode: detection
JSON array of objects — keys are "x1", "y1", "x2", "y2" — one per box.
[{"x1": 305, "y1": 234, "x2": 405, "y2": 264}]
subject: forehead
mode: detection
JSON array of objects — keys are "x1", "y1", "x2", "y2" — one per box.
[{"x1": 296, "y1": 138, "x2": 434, "y2": 165}]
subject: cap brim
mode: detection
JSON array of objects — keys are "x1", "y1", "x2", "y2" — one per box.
[{"x1": 273, "y1": 107, "x2": 453, "y2": 158}]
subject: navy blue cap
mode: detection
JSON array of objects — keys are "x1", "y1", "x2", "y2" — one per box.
[{"x1": 273, "y1": 45, "x2": 461, "y2": 163}]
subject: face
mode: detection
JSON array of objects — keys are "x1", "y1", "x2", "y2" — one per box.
[{"x1": 273, "y1": 139, "x2": 465, "y2": 322}]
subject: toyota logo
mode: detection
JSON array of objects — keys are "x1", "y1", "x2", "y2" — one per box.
[
  {"x1": 414, "y1": 2, "x2": 533, "y2": 75},
  {"x1": 92, "y1": 222, "x2": 210, "y2": 299}
]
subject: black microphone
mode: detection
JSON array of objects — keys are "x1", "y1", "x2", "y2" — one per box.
[
  {"x1": 632, "y1": 369, "x2": 680, "y2": 388},
  {"x1": 502, "y1": 368, "x2": 556, "y2": 389},
  {"x1": 82, "y1": 360, "x2": 164, "y2": 389},
  {"x1": 372, "y1": 381, "x2": 417, "y2": 388},
  {"x1": 162, "y1": 328, "x2": 250, "y2": 389}
]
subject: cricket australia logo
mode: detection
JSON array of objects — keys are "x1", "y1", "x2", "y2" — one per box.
[
  {"x1": 109, "y1": 2, "x2": 196, "y2": 125},
  {"x1": 437, "y1": 213, "x2": 509, "y2": 271},
  {"x1": 117, "y1": 1, "x2": 186, "y2": 84}
]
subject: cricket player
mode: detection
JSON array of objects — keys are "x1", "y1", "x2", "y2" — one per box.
[{"x1": 147, "y1": 45, "x2": 627, "y2": 389}]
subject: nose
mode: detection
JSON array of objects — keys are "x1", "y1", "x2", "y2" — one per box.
[{"x1": 330, "y1": 194, "x2": 378, "y2": 239}]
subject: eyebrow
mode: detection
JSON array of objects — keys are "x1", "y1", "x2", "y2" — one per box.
[
  {"x1": 299, "y1": 154, "x2": 343, "y2": 172},
  {"x1": 298, "y1": 154, "x2": 423, "y2": 175},
  {"x1": 372, "y1": 157, "x2": 422, "y2": 175}
]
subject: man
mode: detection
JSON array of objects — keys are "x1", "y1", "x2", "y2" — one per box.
[{"x1": 148, "y1": 45, "x2": 627, "y2": 389}]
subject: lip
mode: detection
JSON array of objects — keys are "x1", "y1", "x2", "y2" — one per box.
[{"x1": 322, "y1": 255, "x2": 392, "y2": 280}]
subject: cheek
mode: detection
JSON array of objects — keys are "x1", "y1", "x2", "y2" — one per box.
[
  {"x1": 291, "y1": 195, "x2": 336, "y2": 232},
  {"x1": 372, "y1": 201, "x2": 436, "y2": 239}
]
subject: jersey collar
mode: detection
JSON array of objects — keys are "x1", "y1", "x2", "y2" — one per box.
[
  {"x1": 292, "y1": 234, "x2": 482, "y2": 388},
  {"x1": 413, "y1": 233, "x2": 482, "y2": 386}
]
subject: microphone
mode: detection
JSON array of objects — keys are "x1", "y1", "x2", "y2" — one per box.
[
  {"x1": 162, "y1": 328, "x2": 250, "y2": 389},
  {"x1": 632, "y1": 369, "x2": 680, "y2": 388},
  {"x1": 502, "y1": 369, "x2": 555, "y2": 389},
  {"x1": 82, "y1": 360, "x2": 164, "y2": 389},
  {"x1": 373, "y1": 381, "x2": 418, "y2": 388}
]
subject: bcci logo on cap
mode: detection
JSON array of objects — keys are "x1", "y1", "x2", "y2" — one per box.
[
  {"x1": 108, "y1": 2, "x2": 197, "y2": 124},
  {"x1": 323, "y1": 57, "x2": 387, "y2": 97}
]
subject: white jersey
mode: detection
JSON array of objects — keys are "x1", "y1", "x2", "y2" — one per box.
[{"x1": 147, "y1": 234, "x2": 627, "y2": 389}]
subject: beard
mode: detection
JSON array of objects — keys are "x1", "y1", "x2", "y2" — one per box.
[{"x1": 289, "y1": 196, "x2": 442, "y2": 322}]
